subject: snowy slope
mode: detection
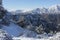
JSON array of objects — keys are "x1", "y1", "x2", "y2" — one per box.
[
  {"x1": 0, "y1": 29, "x2": 60, "y2": 40},
  {"x1": 1, "y1": 22, "x2": 37, "y2": 37},
  {"x1": 1, "y1": 22, "x2": 24, "y2": 37}
]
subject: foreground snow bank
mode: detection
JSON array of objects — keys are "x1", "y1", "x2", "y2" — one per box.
[
  {"x1": 0, "y1": 29, "x2": 12, "y2": 40},
  {"x1": 49, "y1": 32, "x2": 60, "y2": 40},
  {"x1": 12, "y1": 32, "x2": 60, "y2": 40},
  {"x1": 13, "y1": 37, "x2": 49, "y2": 40}
]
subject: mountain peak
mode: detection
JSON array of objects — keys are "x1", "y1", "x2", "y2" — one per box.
[{"x1": 48, "y1": 4, "x2": 60, "y2": 13}]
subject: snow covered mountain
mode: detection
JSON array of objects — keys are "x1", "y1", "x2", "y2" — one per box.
[
  {"x1": 31, "y1": 8, "x2": 48, "y2": 14},
  {"x1": 11, "y1": 10, "x2": 24, "y2": 15},
  {"x1": 48, "y1": 5, "x2": 60, "y2": 13},
  {"x1": 15, "y1": 5, "x2": 60, "y2": 14},
  {"x1": 1, "y1": 5, "x2": 60, "y2": 40},
  {"x1": 9, "y1": 5, "x2": 60, "y2": 15}
]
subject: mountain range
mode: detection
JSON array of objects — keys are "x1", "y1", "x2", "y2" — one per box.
[{"x1": 11, "y1": 5, "x2": 60, "y2": 14}]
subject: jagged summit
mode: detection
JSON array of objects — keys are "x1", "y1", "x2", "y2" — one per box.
[
  {"x1": 48, "y1": 5, "x2": 60, "y2": 13},
  {"x1": 24, "y1": 5, "x2": 60, "y2": 14},
  {"x1": 49, "y1": 4, "x2": 60, "y2": 9}
]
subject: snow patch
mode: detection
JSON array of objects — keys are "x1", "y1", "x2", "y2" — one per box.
[{"x1": 2, "y1": 22, "x2": 24, "y2": 37}]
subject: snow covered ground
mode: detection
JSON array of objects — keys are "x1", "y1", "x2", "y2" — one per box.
[
  {"x1": 12, "y1": 32, "x2": 60, "y2": 40},
  {"x1": 1, "y1": 22, "x2": 37, "y2": 37},
  {"x1": 1, "y1": 22, "x2": 60, "y2": 40}
]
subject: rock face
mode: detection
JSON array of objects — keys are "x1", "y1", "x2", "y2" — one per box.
[
  {"x1": 0, "y1": 0, "x2": 6, "y2": 19},
  {"x1": 0, "y1": 0, "x2": 2, "y2": 6},
  {"x1": 0, "y1": 29, "x2": 12, "y2": 40},
  {"x1": 0, "y1": 6, "x2": 6, "y2": 19}
]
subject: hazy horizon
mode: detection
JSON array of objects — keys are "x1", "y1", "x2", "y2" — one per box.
[{"x1": 3, "y1": 0, "x2": 60, "y2": 11}]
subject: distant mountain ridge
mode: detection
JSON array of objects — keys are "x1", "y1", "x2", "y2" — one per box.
[
  {"x1": 11, "y1": 5, "x2": 60, "y2": 14},
  {"x1": 30, "y1": 5, "x2": 60, "y2": 14}
]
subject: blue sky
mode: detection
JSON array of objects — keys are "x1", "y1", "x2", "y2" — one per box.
[{"x1": 3, "y1": 0, "x2": 60, "y2": 11}]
